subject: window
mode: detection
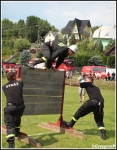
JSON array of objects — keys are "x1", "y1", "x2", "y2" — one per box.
[
  {"x1": 49, "y1": 34, "x2": 51, "y2": 37},
  {"x1": 92, "y1": 67, "x2": 100, "y2": 72},
  {"x1": 102, "y1": 68, "x2": 106, "y2": 72}
]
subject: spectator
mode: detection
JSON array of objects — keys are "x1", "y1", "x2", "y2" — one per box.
[
  {"x1": 111, "y1": 72, "x2": 115, "y2": 81},
  {"x1": 92, "y1": 72, "x2": 96, "y2": 79},
  {"x1": 107, "y1": 72, "x2": 111, "y2": 81},
  {"x1": 77, "y1": 72, "x2": 86, "y2": 103},
  {"x1": 95, "y1": 72, "x2": 101, "y2": 80}
]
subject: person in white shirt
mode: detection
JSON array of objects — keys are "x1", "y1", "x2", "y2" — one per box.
[{"x1": 77, "y1": 72, "x2": 86, "y2": 103}]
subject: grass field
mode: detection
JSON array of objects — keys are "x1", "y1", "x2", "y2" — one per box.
[{"x1": 1, "y1": 75, "x2": 116, "y2": 149}]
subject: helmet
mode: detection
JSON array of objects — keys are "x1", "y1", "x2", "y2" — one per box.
[{"x1": 68, "y1": 45, "x2": 78, "y2": 53}]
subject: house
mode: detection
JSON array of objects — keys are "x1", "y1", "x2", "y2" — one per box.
[
  {"x1": 43, "y1": 31, "x2": 62, "y2": 42},
  {"x1": 62, "y1": 18, "x2": 92, "y2": 45},
  {"x1": 105, "y1": 45, "x2": 116, "y2": 56},
  {"x1": 93, "y1": 25, "x2": 116, "y2": 50}
]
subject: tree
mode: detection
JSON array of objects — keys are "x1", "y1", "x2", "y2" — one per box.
[
  {"x1": 107, "y1": 56, "x2": 115, "y2": 68},
  {"x1": 2, "y1": 19, "x2": 14, "y2": 39},
  {"x1": 20, "y1": 50, "x2": 31, "y2": 66},
  {"x1": 88, "y1": 56, "x2": 103, "y2": 66},
  {"x1": 102, "y1": 55, "x2": 107, "y2": 66},
  {"x1": 17, "y1": 19, "x2": 26, "y2": 38},
  {"x1": 55, "y1": 34, "x2": 59, "y2": 42},
  {"x1": 95, "y1": 40, "x2": 103, "y2": 53},
  {"x1": 104, "y1": 38, "x2": 115, "y2": 52},
  {"x1": 14, "y1": 38, "x2": 31, "y2": 52},
  {"x1": 63, "y1": 35, "x2": 67, "y2": 45},
  {"x1": 69, "y1": 34, "x2": 76, "y2": 45},
  {"x1": 92, "y1": 26, "x2": 101, "y2": 34}
]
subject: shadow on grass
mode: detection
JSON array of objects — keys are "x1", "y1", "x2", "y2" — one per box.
[
  {"x1": 81, "y1": 128, "x2": 115, "y2": 140},
  {"x1": 19, "y1": 132, "x2": 62, "y2": 148},
  {"x1": 36, "y1": 132, "x2": 62, "y2": 147}
]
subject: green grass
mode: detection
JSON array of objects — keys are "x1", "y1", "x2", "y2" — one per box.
[{"x1": 1, "y1": 75, "x2": 116, "y2": 149}]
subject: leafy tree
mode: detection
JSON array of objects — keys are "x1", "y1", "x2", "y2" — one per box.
[
  {"x1": 20, "y1": 50, "x2": 31, "y2": 65},
  {"x1": 91, "y1": 26, "x2": 101, "y2": 34},
  {"x1": 88, "y1": 56, "x2": 103, "y2": 66},
  {"x1": 17, "y1": 19, "x2": 26, "y2": 38},
  {"x1": 104, "y1": 38, "x2": 115, "y2": 52},
  {"x1": 14, "y1": 38, "x2": 31, "y2": 52},
  {"x1": 69, "y1": 34, "x2": 76, "y2": 45},
  {"x1": 75, "y1": 53, "x2": 90, "y2": 67},
  {"x1": 61, "y1": 27, "x2": 65, "y2": 33},
  {"x1": 102, "y1": 55, "x2": 107, "y2": 66},
  {"x1": 107, "y1": 56, "x2": 115, "y2": 68},
  {"x1": 2, "y1": 18, "x2": 14, "y2": 39}
]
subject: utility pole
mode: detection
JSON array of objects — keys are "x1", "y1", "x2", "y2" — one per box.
[{"x1": 36, "y1": 25, "x2": 41, "y2": 48}]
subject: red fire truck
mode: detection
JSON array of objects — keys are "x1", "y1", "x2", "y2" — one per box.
[
  {"x1": 2, "y1": 62, "x2": 19, "y2": 74},
  {"x1": 29, "y1": 58, "x2": 77, "y2": 73},
  {"x1": 52, "y1": 58, "x2": 76, "y2": 73}
]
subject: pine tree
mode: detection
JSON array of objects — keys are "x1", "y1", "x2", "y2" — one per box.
[
  {"x1": 63, "y1": 35, "x2": 67, "y2": 45},
  {"x1": 20, "y1": 50, "x2": 31, "y2": 66}
]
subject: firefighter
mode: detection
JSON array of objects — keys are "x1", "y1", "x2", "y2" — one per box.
[
  {"x1": 28, "y1": 40, "x2": 78, "y2": 70},
  {"x1": 2, "y1": 72, "x2": 25, "y2": 148},
  {"x1": 63, "y1": 76, "x2": 106, "y2": 140}
]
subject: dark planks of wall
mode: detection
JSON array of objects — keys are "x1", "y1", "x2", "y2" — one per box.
[{"x1": 20, "y1": 67, "x2": 65, "y2": 115}]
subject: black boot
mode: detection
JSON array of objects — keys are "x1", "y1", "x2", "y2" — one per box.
[
  {"x1": 63, "y1": 119, "x2": 76, "y2": 127},
  {"x1": 100, "y1": 129, "x2": 106, "y2": 140},
  {"x1": 7, "y1": 137, "x2": 15, "y2": 148},
  {"x1": 15, "y1": 128, "x2": 20, "y2": 137},
  {"x1": 8, "y1": 141, "x2": 15, "y2": 148}
]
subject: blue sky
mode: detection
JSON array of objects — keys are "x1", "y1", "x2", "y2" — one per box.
[{"x1": 1, "y1": 1, "x2": 116, "y2": 31}]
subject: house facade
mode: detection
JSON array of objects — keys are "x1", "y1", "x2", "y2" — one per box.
[
  {"x1": 62, "y1": 18, "x2": 92, "y2": 45},
  {"x1": 43, "y1": 31, "x2": 62, "y2": 42},
  {"x1": 93, "y1": 25, "x2": 116, "y2": 50}
]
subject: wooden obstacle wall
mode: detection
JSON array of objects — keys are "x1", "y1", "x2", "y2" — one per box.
[{"x1": 20, "y1": 67, "x2": 66, "y2": 115}]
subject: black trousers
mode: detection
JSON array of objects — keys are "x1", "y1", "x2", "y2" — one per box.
[
  {"x1": 73, "y1": 99, "x2": 105, "y2": 128},
  {"x1": 35, "y1": 42, "x2": 62, "y2": 69},
  {"x1": 4, "y1": 104, "x2": 25, "y2": 141}
]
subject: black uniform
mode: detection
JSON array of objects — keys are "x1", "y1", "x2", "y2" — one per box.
[
  {"x1": 2, "y1": 80, "x2": 25, "y2": 144},
  {"x1": 63, "y1": 81, "x2": 106, "y2": 140},
  {"x1": 32, "y1": 40, "x2": 69, "y2": 69},
  {"x1": 74, "y1": 82, "x2": 105, "y2": 128}
]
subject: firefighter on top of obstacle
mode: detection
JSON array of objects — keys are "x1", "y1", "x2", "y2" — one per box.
[{"x1": 28, "y1": 40, "x2": 78, "y2": 70}]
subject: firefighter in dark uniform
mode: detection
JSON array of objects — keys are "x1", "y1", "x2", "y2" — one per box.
[
  {"x1": 2, "y1": 72, "x2": 25, "y2": 148},
  {"x1": 63, "y1": 76, "x2": 106, "y2": 140},
  {"x1": 28, "y1": 40, "x2": 78, "y2": 69}
]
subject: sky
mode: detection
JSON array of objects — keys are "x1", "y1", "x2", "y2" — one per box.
[{"x1": 1, "y1": 1, "x2": 116, "y2": 31}]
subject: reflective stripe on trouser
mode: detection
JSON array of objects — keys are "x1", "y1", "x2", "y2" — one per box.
[
  {"x1": 42, "y1": 57, "x2": 47, "y2": 62},
  {"x1": 6, "y1": 134, "x2": 15, "y2": 139},
  {"x1": 99, "y1": 127, "x2": 105, "y2": 130},
  {"x1": 15, "y1": 125, "x2": 21, "y2": 129},
  {"x1": 72, "y1": 117, "x2": 77, "y2": 122},
  {"x1": 58, "y1": 43, "x2": 67, "y2": 47}
]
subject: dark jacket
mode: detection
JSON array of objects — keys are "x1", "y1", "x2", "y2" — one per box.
[
  {"x1": 80, "y1": 82, "x2": 104, "y2": 103},
  {"x1": 44, "y1": 41, "x2": 69, "y2": 69},
  {"x1": 2, "y1": 80, "x2": 24, "y2": 105}
]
